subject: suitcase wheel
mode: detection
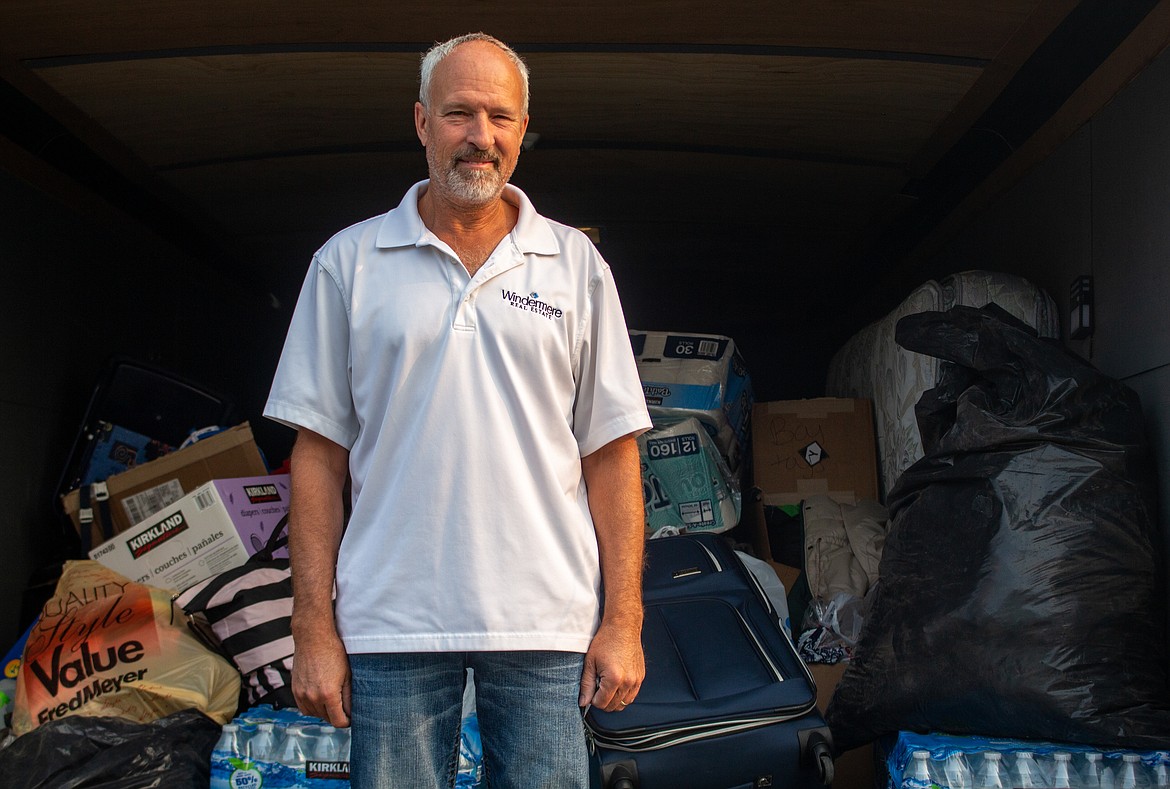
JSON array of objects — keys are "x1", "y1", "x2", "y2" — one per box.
[
  {"x1": 601, "y1": 759, "x2": 639, "y2": 789},
  {"x1": 817, "y1": 749, "x2": 835, "y2": 786},
  {"x1": 801, "y1": 727, "x2": 835, "y2": 786}
]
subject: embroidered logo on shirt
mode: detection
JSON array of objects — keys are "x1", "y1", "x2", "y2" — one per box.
[{"x1": 501, "y1": 290, "x2": 564, "y2": 320}]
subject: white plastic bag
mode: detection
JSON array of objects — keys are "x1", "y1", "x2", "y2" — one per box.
[{"x1": 735, "y1": 550, "x2": 792, "y2": 638}]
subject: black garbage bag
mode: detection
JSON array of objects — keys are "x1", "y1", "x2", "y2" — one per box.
[
  {"x1": 826, "y1": 304, "x2": 1170, "y2": 752},
  {"x1": 0, "y1": 708, "x2": 220, "y2": 788}
]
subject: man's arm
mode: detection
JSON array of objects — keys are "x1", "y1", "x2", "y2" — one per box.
[
  {"x1": 288, "y1": 427, "x2": 352, "y2": 726},
  {"x1": 578, "y1": 432, "x2": 646, "y2": 712}
]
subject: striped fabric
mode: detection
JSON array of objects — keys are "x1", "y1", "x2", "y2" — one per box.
[{"x1": 176, "y1": 516, "x2": 298, "y2": 708}]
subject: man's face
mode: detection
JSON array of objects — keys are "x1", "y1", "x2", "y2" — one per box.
[{"x1": 415, "y1": 41, "x2": 530, "y2": 207}]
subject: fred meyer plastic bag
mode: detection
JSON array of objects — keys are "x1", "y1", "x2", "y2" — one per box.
[{"x1": 12, "y1": 560, "x2": 240, "y2": 736}]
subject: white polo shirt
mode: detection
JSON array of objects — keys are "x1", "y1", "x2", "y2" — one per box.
[{"x1": 264, "y1": 181, "x2": 652, "y2": 654}]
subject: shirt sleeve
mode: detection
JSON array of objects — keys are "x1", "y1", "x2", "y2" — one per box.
[
  {"x1": 573, "y1": 263, "x2": 653, "y2": 457},
  {"x1": 263, "y1": 255, "x2": 360, "y2": 449}
]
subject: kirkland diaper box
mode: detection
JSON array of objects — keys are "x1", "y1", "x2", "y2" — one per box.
[
  {"x1": 88, "y1": 474, "x2": 290, "y2": 592},
  {"x1": 751, "y1": 399, "x2": 879, "y2": 506},
  {"x1": 630, "y1": 330, "x2": 753, "y2": 472}
]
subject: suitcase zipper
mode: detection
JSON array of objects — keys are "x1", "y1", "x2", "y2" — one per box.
[
  {"x1": 594, "y1": 703, "x2": 819, "y2": 751},
  {"x1": 695, "y1": 539, "x2": 722, "y2": 572},
  {"x1": 732, "y1": 603, "x2": 783, "y2": 683}
]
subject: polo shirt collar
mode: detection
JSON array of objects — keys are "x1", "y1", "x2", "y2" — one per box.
[{"x1": 375, "y1": 180, "x2": 560, "y2": 256}]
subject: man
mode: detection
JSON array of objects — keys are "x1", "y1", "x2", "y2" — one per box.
[{"x1": 263, "y1": 32, "x2": 652, "y2": 788}]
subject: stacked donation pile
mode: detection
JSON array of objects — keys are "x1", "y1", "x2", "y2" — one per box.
[{"x1": 630, "y1": 330, "x2": 753, "y2": 536}]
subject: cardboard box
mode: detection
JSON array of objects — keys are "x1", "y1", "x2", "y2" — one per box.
[
  {"x1": 630, "y1": 330, "x2": 753, "y2": 471},
  {"x1": 88, "y1": 474, "x2": 290, "y2": 592},
  {"x1": 751, "y1": 399, "x2": 879, "y2": 506},
  {"x1": 204, "y1": 473, "x2": 291, "y2": 558},
  {"x1": 62, "y1": 423, "x2": 269, "y2": 547}
]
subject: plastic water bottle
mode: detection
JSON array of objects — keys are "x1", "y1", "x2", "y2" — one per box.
[
  {"x1": 975, "y1": 753, "x2": 1008, "y2": 789},
  {"x1": 313, "y1": 724, "x2": 342, "y2": 761},
  {"x1": 274, "y1": 723, "x2": 308, "y2": 770},
  {"x1": 1084, "y1": 753, "x2": 1115, "y2": 789},
  {"x1": 210, "y1": 723, "x2": 244, "y2": 789},
  {"x1": 1119, "y1": 754, "x2": 1151, "y2": 789},
  {"x1": 942, "y1": 752, "x2": 973, "y2": 789},
  {"x1": 1011, "y1": 751, "x2": 1050, "y2": 788},
  {"x1": 213, "y1": 723, "x2": 243, "y2": 758},
  {"x1": 906, "y1": 750, "x2": 937, "y2": 789},
  {"x1": 1050, "y1": 752, "x2": 1079, "y2": 789},
  {"x1": 248, "y1": 721, "x2": 277, "y2": 763},
  {"x1": 457, "y1": 713, "x2": 484, "y2": 788},
  {"x1": 1152, "y1": 753, "x2": 1170, "y2": 788}
]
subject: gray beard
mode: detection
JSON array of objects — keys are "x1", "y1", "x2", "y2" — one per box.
[
  {"x1": 446, "y1": 166, "x2": 505, "y2": 204},
  {"x1": 428, "y1": 145, "x2": 511, "y2": 206}
]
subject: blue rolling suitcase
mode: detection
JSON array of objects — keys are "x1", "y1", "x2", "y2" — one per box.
[{"x1": 587, "y1": 533, "x2": 834, "y2": 789}]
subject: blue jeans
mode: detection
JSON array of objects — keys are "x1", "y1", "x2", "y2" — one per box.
[{"x1": 348, "y1": 651, "x2": 590, "y2": 789}]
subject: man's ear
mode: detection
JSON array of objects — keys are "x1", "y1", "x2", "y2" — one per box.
[{"x1": 414, "y1": 102, "x2": 429, "y2": 147}]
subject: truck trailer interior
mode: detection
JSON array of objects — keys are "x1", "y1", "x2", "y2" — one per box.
[{"x1": 1, "y1": 0, "x2": 1168, "y2": 775}]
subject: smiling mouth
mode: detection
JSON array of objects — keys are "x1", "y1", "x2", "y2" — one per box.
[{"x1": 455, "y1": 148, "x2": 500, "y2": 167}]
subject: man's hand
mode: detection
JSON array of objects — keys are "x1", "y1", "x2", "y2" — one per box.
[
  {"x1": 579, "y1": 616, "x2": 644, "y2": 712},
  {"x1": 291, "y1": 627, "x2": 352, "y2": 727}
]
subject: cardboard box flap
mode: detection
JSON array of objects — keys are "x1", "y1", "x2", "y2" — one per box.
[{"x1": 757, "y1": 398, "x2": 862, "y2": 419}]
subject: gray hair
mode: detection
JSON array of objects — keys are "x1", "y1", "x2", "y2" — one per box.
[{"x1": 419, "y1": 33, "x2": 530, "y2": 115}]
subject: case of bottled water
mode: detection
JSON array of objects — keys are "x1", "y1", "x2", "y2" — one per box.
[
  {"x1": 211, "y1": 704, "x2": 484, "y2": 788},
  {"x1": 885, "y1": 732, "x2": 1169, "y2": 789},
  {"x1": 209, "y1": 707, "x2": 350, "y2": 789}
]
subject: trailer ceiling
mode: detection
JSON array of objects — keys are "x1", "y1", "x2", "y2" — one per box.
[{"x1": 2, "y1": 1, "x2": 1169, "y2": 396}]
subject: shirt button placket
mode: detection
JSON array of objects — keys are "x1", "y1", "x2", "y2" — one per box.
[{"x1": 455, "y1": 287, "x2": 477, "y2": 331}]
